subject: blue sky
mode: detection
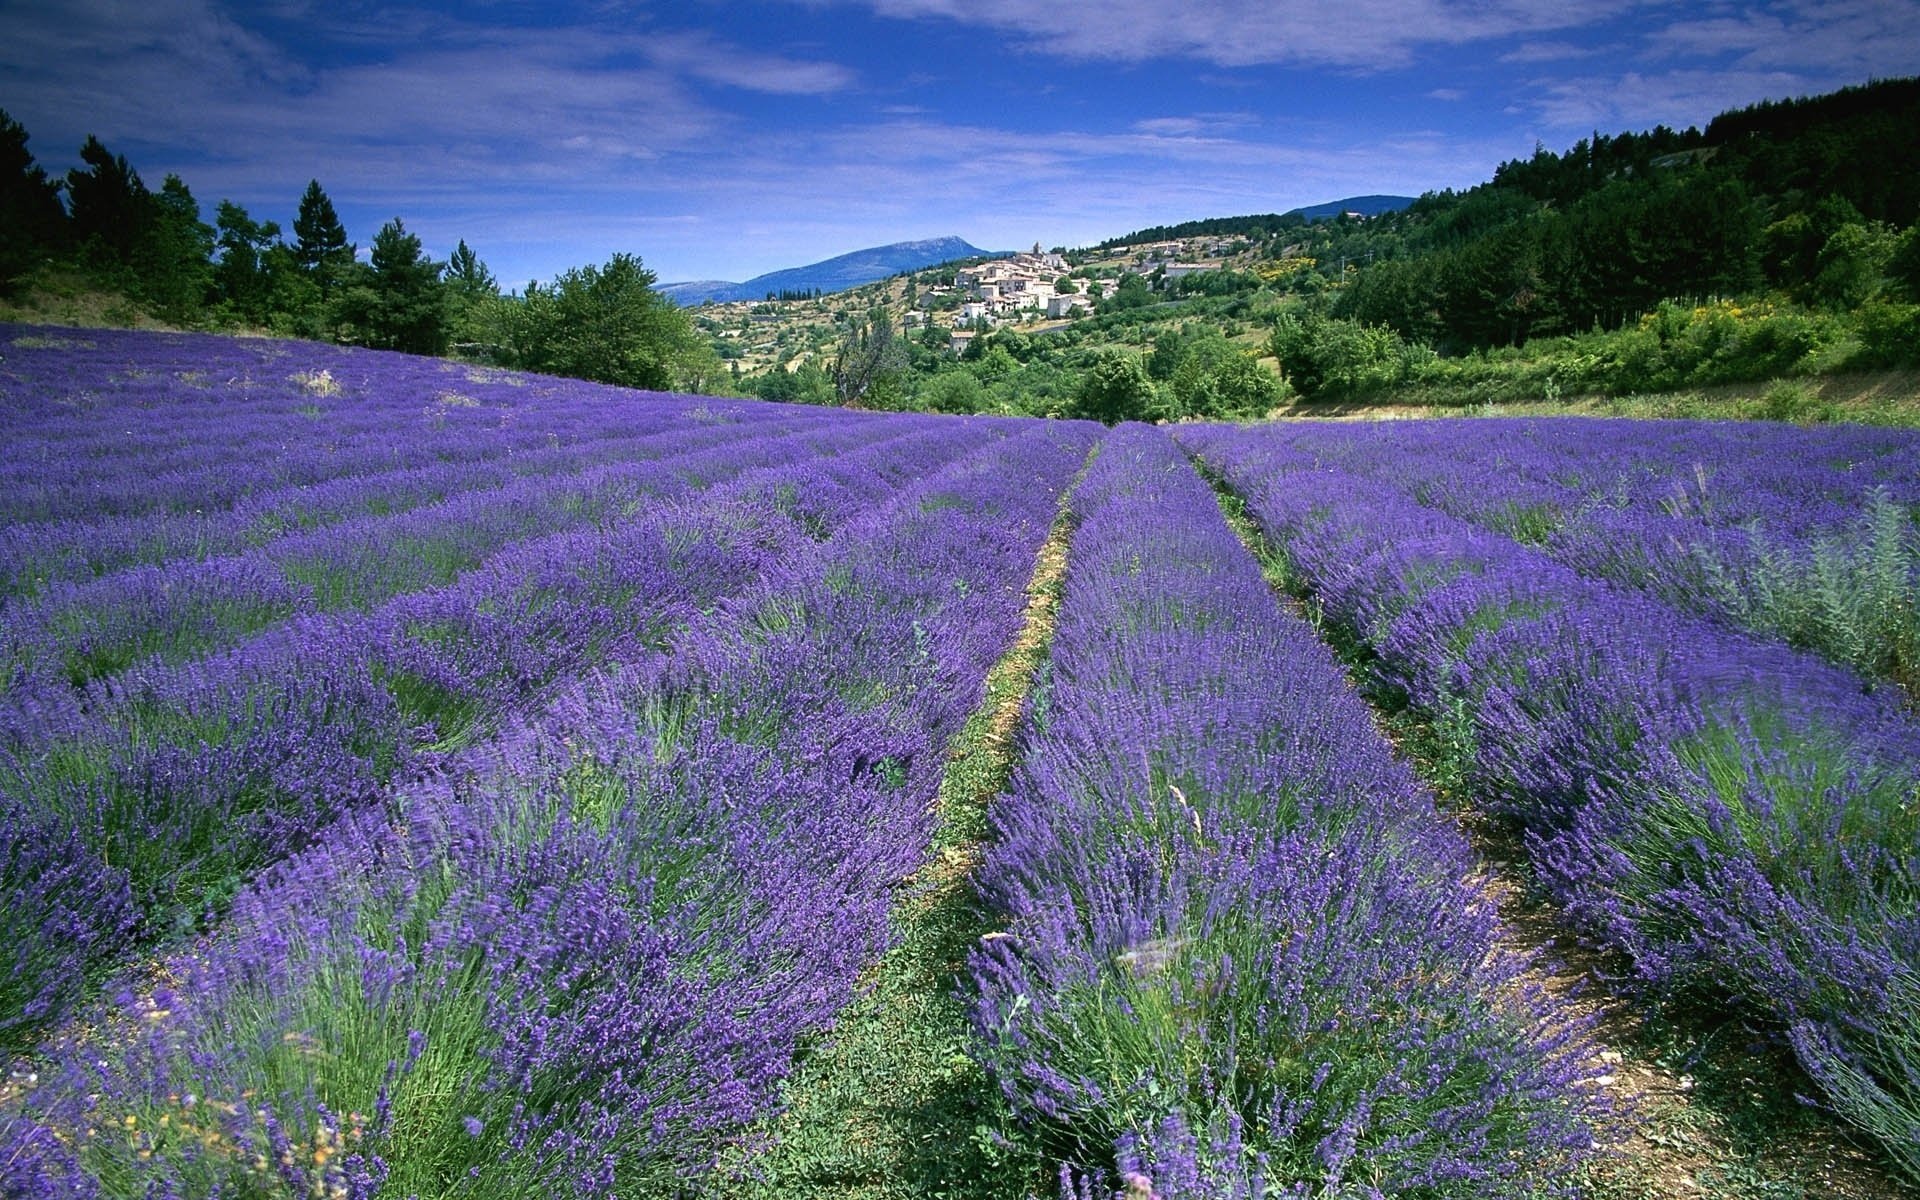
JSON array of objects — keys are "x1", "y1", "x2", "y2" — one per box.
[{"x1": 3, "y1": 1, "x2": 1916, "y2": 287}]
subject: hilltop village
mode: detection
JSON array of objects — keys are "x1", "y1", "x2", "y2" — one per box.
[{"x1": 692, "y1": 231, "x2": 1267, "y2": 377}]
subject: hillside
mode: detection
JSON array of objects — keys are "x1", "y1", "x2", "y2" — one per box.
[
  {"x1": 1094, "y1": 195, "x2": 1417, "y2": 249},
  {"x1": 660, "y1": 236, "x2": 1004, "y2": 305},
  {"x1": 712, "y1": 77, "x2": 1917, "y2": 424}
]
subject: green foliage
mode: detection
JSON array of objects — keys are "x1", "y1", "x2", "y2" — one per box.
[
  {"x1": 212, "y1": 200, "x2": 283, "y2": 324},
  {"x1": 831, "y1": 306, "x2": 909, "y2": 406},
  {"x1": 442, "y1": 239, "x2": 500, "y2": 348},
  {"x1": 132, "y1": 175, "x2": 214, "y2": 323},
  {"x1": 918, "y1": 368, "x2": 987, "y2": 414},
  {"x1": 1811, "y1": 219, "x2": 1899, "y2": 308},
  {"x1": 498, "y1": 252, "x2": 704, "y2": 391},
  {"x1": 1151, "y1": 325, "x2": 1284, "y2": 418},
  {"x1": 1269, "y1": 311, "x2": 1428, "y2": 398},
  {"x1": 753, "y1": 360, "x2": 835, "y2": 405},
  {"x1": 1717, "y1": 490, "x2": 1920, "y2": 695},
  {"x1": 64, "y1": 136, "x2": 148, "y2": 269},
  {"x1": 0, "y1": 108, "x2": 64, "y2": 292},
  {"x1": 1068, "y1": 351, "x2": 1159, "y2": 424},
  {"x1": 330, "y1": 218, "x2": 449, "y2": 355},
  {"x1": 1890, "y1": 225, "x2": 1920, "y2": 300},
  {"x1": 1167, "y1": 268, "x2": 1262, "y2": 298},
  {"x1": 1098, "y1": 272, "x2": 1153, "y2": 313},
  {"x1": 292, "y1": 179, "x2": 352, "y2": 282}
]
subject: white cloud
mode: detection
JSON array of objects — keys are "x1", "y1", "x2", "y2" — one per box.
[
  {"x1": 642, "y1": 30, "x2": 859, "y2": 95},
  {"x1": 1498, "y1": 40, "x2": 1600, "y2": 64},
  {"x1": 1646, "y1": 0, "x2": 1920, "y2": 78},
  {"x1": 845, "y1": 0, "x2": 1632, "y2": 69},
  {"x1": 1529, "y1": 68, "x2": 1815, "y2": 131}
]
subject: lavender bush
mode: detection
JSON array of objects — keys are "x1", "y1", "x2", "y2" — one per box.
[
  {"x1": 1181, "y1": 421, "x2": 1920, "y2": 1183},
  {"x1": 971, "y1": 425, "x2": 1610, "y2": 1197},
  {"x1": 1, "y1": 404, "x2": 1095, "y2": 1194},
  {"x1": 1263, "y1": 417, "x2": 1920, "y2": 693}
]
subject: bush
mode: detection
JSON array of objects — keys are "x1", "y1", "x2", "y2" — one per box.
[
  {"x1": 498, "y1": 254, "x2": 702, "y2": 391},
  {"x1": 1068, "y1": 352, "x2": 1160, "y2": 424},
  {"x1": 1269, "y1": 312, "x2": 1424, "y2": 399}
]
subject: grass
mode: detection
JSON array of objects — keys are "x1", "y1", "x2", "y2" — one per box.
[
  {"x1": 1272, "y1": 367, "x2": 1920, "y2": 426},
  {"x1": 1193, "y1": 453, "x2": 1913, "y2": 1200},
  {"x1": 705, "y1": 459, "x2": 1086, "y2": 1200}
]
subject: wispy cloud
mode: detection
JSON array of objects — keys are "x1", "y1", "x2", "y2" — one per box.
[
  {"x1": 1645, "y1": 0, "x2": 1920, "y2": 77},
  {"x1": 1498, "y1": 40, "x2": 1599, "y2": 64},
  {"x1": 1520, "y1": 0, "x2": 1920, "y2": 131},
  {"x1": 643, "y1": 30, "x2": 858, "y2": 94},
  {"x1": 1529, "y1": 68, "x2": 1815, "y2": 131},
  {"x1": 848, "y1": 0, "x2": 1629, "y2": 69}
]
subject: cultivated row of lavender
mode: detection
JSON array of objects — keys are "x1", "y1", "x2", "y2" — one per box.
[
  {"x1": 1, "y1": 325, "x2": 806, "y2": 526},
  {"x1": 969, "y1": 425, "x2": 1608, "y2": 1199},
  {"x1": 1179, "y1": 423, "x2": 1920, "y2": 1182},
  {"x1": 1, "y1": 415, "x2": 890, "y2": 694},
  {"x1": 0, "y1": 412, "x2": 835, "y2": 601},
  {"x1": 0, "y1": 416, "x2": 1000, "y2": 1051},
  {"x1": 1273, "y1": 419, "x2": 1920, "y2": 690},
  {"x1": 0, "y1": 420, "x2": 1096, "y2": 1197}
]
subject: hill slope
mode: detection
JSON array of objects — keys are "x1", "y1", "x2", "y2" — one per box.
[
  {"x1": 1095, "y1": 195, "x2": 1417, "y2": 248},
  {"x1": 662, "y1": 236, "x2": 1004, "y2": 305}
]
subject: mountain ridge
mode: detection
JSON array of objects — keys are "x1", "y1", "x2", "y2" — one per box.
[{"x1": 661, "y1": 236, "x2": 1004, "y2": 305}]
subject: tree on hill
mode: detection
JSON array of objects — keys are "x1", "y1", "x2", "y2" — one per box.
[
  {"x1": 1068, "y1": 351, "x2": 1158, "y2": 424},
  {"x1": 65, "y1": 136, "x2": 148, "y2": 269},
  {"x1": 293, "y1": 179, "x2": 353, "y2": 289},
  {"x1": 213, "y1": 200, "x2": 283, "y2": 324},
  {"x1": 831, "y1": 306, "x2": 908, "y2": 407},
  {"x1": 331, "y1": 218, "x2": 448, "y2": 355},
  {"x1": 0, "y1": 108, "x2": 65, "y2": 292},
  {"x1": 443, "y1": 239, "x2": 499, "y2": 346},
  {"x1": 500, "y1": 252, "x2": 703, "y2": 390},
  {"x1": 134, "y1": 175, "x2": 214, "y2": 322}
]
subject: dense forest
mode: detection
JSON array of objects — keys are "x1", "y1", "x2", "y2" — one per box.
[{"x1": 0, "y1": 112, "x2": 720, "y2": 393}]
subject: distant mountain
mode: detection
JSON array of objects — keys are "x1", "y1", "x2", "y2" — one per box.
[
  {"x1": 661, "y1": 236, "x2": 1003, "y2": 305},
  {"x1": 1285, "y1": 194, "x2": 1417, "y2": 220}
]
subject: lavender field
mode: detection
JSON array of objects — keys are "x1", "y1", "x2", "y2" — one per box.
[{"x1": 2, "y1": 324, "x2": 1916, "y2": 1198}]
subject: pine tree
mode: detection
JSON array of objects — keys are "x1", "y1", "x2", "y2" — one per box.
[
  {"x1": 213, "y1": 200, "x2": 283, "y2": 322},
  {"x1": 0, "y1": 109, "x2": 65, "y2": 289},
  {"x1": 332, "y1": 218, "x2": 447, "y2": 355},
  {"x1": 443, "y1": 239, "x2": 496, "y2": 298},
  {"x1": 133, "y1": 174, "x2": 213, "y2": 321},
  {"x1": 293, "y1": 179, "x2": 352, "y2": 285},
  {"x1": 65, "y1": 135, "x2": 148, "y2": 268}
]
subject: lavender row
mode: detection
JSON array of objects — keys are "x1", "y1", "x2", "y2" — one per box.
[
  {"x1": 0, "y1": 415, "x2": 888, "y2": 693},
  {"x1": 0, "y1": 410, "x2": 836, "y2": 602},
  {"x1": 0, "y1": 420, "x2": 1096, "y2": 1197},
  {"x1": 0, "y1": 416, "x2": 1001, "y2": 1050},
  {"x1": 1180, "y1": 423, "x2": 1920, "y2": 1183},
  {"x1": 969, "y1": 425, "x2": 1608, "y2": 1198},
  {"x1": 1279, "y1": 418, "x2": 1919, "y2": 534},
  {"x1": 1272, "y1": 419, "x2": 1920, "y2": 690},
  {"x1": 1, "y1": 326, "x2": 810, "y2": 525}
]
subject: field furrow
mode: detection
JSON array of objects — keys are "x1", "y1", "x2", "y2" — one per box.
[
  {"x1": 1180, "y1": 422, "x2": 1920, "y2": 1186},
  {"x1": 967, "y1": 424, "x2": 1611, "y2": 1197}
]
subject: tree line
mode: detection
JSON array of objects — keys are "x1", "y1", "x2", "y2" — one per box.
[
  {"x1": 0, "y1": 111, "x2": 715, "y2": 391},
  {"x1": 1319, "y1": 78, "x2": 1920, "y2": 354}
]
